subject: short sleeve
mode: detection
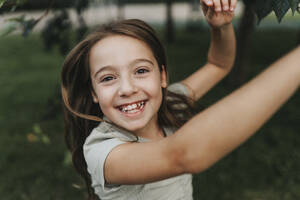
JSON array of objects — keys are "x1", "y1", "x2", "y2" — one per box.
[
  {"x1": 84, "y1": 136, "x2": 126, "y2": 187},
  {"x1": 167, "y1": 82, "x2": 190, "y2": 97},
  {"x1": 83, "y1": 121, "x2": 137, "y2": 190}
]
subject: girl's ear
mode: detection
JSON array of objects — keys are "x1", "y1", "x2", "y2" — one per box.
[
  {"x1": 161, "y1": 65, "x2": 167, "y2": 88},
  {"x1": 91, "y1": 90, "x2": 99, "y2": 103}
]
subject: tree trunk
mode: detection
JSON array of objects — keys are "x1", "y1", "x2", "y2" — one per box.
[
  {"x1": 297, "y1": 28, "x2": 300, "y2": 44},
  {"x1": 227, "y1": 3, "x2": 255, "y2": 87},
  {"x1": 165, "y1": 0, "x2": 175, "y2": 44},
  {"x1": 117, "y1": 0, "x2": 125, "y2": 20},
  {"x1": 186, "y1": 0, "x2": 204, "y2": 31}
]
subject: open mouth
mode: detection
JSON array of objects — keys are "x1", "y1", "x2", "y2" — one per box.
[{"x1": 117, "y1": 101, "x2": 146, "y2": 114}]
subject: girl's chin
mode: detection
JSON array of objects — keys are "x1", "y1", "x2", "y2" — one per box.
[
  {"x1": 117, "y1": 120, "x2": 152, "y2": 135},
  {"x1": 121, "y1": 123, "x2": 147, "y2": 132}
]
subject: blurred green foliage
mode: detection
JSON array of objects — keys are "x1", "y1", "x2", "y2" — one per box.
[{"x1": 0, "y1": 34, "x2": 85, "y2": 200}]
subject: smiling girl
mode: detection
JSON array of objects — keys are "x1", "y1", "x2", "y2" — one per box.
[{"x1": 61, "y1": 0, "x2": 300, "y2": 199}]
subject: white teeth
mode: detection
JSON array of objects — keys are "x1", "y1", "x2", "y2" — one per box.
[
  {"x1": 119, "y1": 101, "x2": 145, "y2": 113},
  {"x1": 127, "y1": 109, "x2": 137, "y2": 114}
]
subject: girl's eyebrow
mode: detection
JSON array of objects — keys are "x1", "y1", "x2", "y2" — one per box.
[
  {"x1": 130, "y1": 58, "x2": 154, "y2": 66},
  {"x1": 93, "y1": 58, "x2": 155, "y2": 79},
  {"x1": 93, "y1": 65, "x2": 114, "y2": 79}
]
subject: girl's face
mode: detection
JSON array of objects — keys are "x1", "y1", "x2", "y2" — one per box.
[{"x1": 89, "y1": 35, "x2": 167, "y2": 135}]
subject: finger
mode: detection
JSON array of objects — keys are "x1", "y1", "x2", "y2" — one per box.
[
  {"x1": 221, "y1": 0, "x2": 229, "y2": 11},
  {"x1": 201, "y1": 1, "x2": 209, "y2": 15},
  {"x1": 229, "y1": 0, "x2": 237, "y2": 12},
  {"x1": 201, "y1": 0, "x2": 213, "y2": 7},
  {"x1": 212, "y1": 0, "x2": 222, "y2": 12},
  {"x1": 207, "y1": 6, "x2": 216, "y2": 20}
]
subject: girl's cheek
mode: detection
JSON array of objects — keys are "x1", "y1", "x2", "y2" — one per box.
[{"x1": 97, "y1": 85, "x2": 117, "y2": 101}]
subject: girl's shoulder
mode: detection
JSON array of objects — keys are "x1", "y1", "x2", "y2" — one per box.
[
  {"x1": 83, "y1": 121, "x2": 139, "y2": 188},
  {"x1": 84, "y1": 121, "x2": 137, "y2": 148},
  {"x1": 167, "y1": 82, "x2": 190, "y2": 97}
]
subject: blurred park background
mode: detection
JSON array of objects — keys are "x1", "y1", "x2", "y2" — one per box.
[{"x1": 0, "y1": 0, "x2": 300, "y2": 199}]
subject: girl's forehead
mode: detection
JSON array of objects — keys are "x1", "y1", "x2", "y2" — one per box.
[
  {"x1": 92, "y1": 35, "x2": 152, "y2": 53},
  {"x1": 89, "y1": 35, "x2": 157, "y2": 69}
]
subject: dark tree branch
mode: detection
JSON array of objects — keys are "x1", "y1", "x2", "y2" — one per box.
[{"x1": 165, "y1": 0, "x2": 175, "y2": 44}]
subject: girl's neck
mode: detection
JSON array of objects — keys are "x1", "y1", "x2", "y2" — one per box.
[
  {"x1": 133, "y1": 118, "x2": 165, "y2": 140},
  {"x1": 104, "y1": 115, "x2": 165, "y2": 140}
]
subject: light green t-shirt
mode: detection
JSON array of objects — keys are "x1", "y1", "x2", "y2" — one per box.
[{"x1": 83, "y1": 83, "x2": 193, "y2": 200}]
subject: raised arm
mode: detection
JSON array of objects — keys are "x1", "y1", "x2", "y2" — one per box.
[
  {"x1": 104, "y1": 45, "x2": 300, "y2": 185},
  {"x1": 177, "y1": 44, "x2": 300, "y2": 173},
  {"x1": 182, "y1": 0, "x2": 236, "y2": 101}
]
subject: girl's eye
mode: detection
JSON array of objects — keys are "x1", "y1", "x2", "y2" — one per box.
[
  {"x1": 100, "y1": 76, "x2": 115, "y2": 83},
  {"x1": 136, "y1": 68, "x2": 149, "y2": 74}
]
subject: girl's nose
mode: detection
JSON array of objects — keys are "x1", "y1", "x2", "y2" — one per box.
[{"x1": 118, "y1": 77, "x2": 138, "y2": 97}]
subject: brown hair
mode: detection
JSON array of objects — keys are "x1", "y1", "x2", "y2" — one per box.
[{"x1": 61, "y1": 19, "x2": 194, "y2": 199}]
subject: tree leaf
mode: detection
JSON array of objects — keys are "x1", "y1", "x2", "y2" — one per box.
[
  {"x1": 16, "y1": 0, "x2": 27, "y2": 6},
  {"x1": 0, "y1": 0, "x2": 27, "y2": 9},
  {"x1": 0, "y1": 21, "x2": 19, "y2": 37},
  {"x1": 254, "y1": 0, "x2": 274, "y2": 23},
  {"x1": 288, "y1": 0, "x2": 299, "y2": 14},
  {"x1": 22, "y1": 18, "x2": 38, "y2": 37},
  {"x1": 41, "y1": 135, "x2": 50, "y2": 144},
  {"x1": 26, "y1": 133, "x2": 38, "y2": 143},
  {"x1": 242, "y1": 0, "x2": 255, "y2": 6},
  {"x1": 63, "y1": 151, "x2": 72, "y2": 166},
  {"x1": 33, "y1": 123, "x2": 42, "y2": 134},
  {"x1": 0, "y1": 0, "x2": 7, "y2": 8},
  {"x1": 7, "y1": 15, "x2": 26, "y2": 23},
  {"x1": 272, "y1": 0, "x2": 290, "y2": 22}
]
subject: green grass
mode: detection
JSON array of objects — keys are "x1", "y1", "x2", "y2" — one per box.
[
  {"x1": 0, "y1": 35, "x2": 86, "y2": 200},
  {"x1": 0, "y1": 27, "x2": 299, "y2": 200}
]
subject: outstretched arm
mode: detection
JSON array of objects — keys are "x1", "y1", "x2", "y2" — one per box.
[
  {"x1": 104, "y1": 45, "x2": 300, "y2": 185},
  {"x1": 182, "y1": 0, "x2": 236, "y2": 100},
  {"x1": 176, "y1": 45, "x2": 300, "y2": 173}
]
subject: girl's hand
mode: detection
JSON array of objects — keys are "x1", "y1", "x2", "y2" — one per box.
[{"x1": 201, "y1": 0, "x2": 236, "y2": 28}]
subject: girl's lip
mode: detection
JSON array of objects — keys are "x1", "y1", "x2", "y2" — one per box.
[
  {"x1": 117, "y1": 101, "x2": 147, "y2": 117},
  {"x1": 115, "y1": 100, "x2": 147, "y2": 108}
]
